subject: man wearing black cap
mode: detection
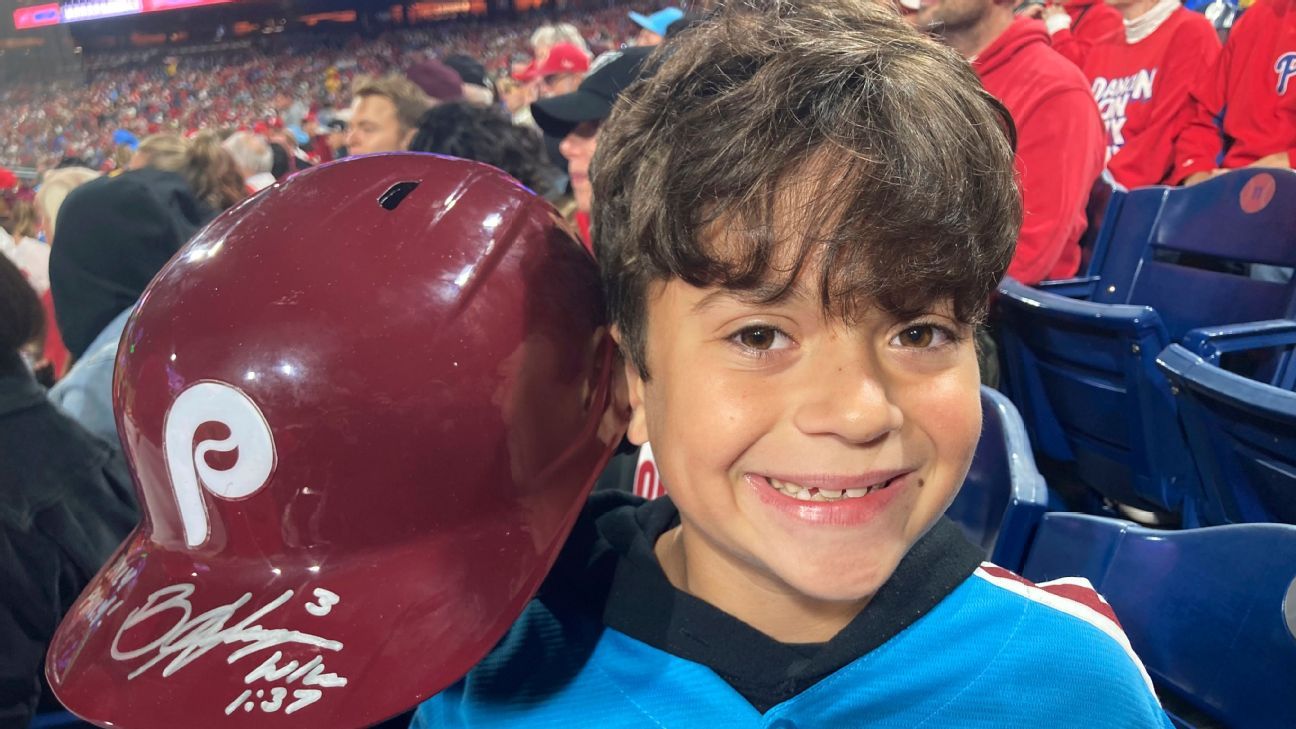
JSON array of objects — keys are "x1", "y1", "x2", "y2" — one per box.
[{"x1": 531, "y1": 46, "x2": 652, "y2": 249}]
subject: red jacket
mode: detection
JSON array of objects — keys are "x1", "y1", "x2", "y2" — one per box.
[
  {"x1": 1085, "y1": 8, "x2": 1221, "y2": 187},
  {"x1": 1171, "y1": 0, "x2": 1296, "y2": 183},
  {"x1": 976, "y1": 17, "x2": 1107, "y2": 284},
  {"x1": 1051, "y1": 0, "x2": 1125, "y2": 68}
]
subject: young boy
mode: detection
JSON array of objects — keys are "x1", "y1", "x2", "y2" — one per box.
[{"x1": 412, "y1": 1, "x2": 1171, "y2": 725}]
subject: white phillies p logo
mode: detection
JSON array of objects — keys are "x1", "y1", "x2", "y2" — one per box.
[
  {"x1": 1276, "y1": 52, "x2": 1296, "y2": 95},
  {"x1": 163, "y1": 381, "x2": 276, "y2": 548}
]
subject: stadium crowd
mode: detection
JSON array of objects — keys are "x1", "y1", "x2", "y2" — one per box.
[
  {"x1": 2, "y1": 0, "x2": 1295, "y2": 726},
  {"x1": 0, "y1": 6, "x2": 639, "y2": 172}
]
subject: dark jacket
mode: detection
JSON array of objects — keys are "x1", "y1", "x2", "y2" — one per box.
[
  {"x1": 0, "y1": 351, "x2": 138, "y2": 728},
  {"x1": 48, "y1": 167, "x2": 213, "y2": 360}
]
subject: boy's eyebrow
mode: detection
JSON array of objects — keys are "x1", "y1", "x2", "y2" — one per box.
[{"x1": 691, "y1": 280, "x2": 814, "y2": 314}]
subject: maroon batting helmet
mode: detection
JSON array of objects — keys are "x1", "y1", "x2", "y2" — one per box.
[{"x1": 45, "y1": 154, "x2": 627, "y2": 728}]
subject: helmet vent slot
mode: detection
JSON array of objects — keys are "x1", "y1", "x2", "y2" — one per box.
[{"x1": 378, "y1": 181, "x2": 420, "y2": 210}]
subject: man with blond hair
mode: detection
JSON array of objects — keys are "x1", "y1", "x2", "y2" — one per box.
[{"x1": 345, "y1": 75, "x2": 431, "y2": 156}]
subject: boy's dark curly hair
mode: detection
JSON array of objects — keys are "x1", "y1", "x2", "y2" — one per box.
[{"x1": 594, "y1": 0, "x2": 1022, "y2": 377}]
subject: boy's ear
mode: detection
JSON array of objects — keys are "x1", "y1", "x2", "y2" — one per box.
[{"x1": 610, "y1": 325, "x2": 650, "y2": 446}]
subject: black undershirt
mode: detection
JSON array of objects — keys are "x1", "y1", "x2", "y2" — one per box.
[{"x1": 542, "y1": 492, "x2": 983, "y2": 713}]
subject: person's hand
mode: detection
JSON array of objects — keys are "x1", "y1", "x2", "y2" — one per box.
[
  {"x1": 1247, "y1": 152, "x2": 1292, "y2": 170},
  {"x1": 1042, "y1": 4, "x2": 1069, "y2": 21},
  {"x1": 1182, "y1": 169, "x2": 1228, "y2": 186},
  {"x1": 1019, "y1": 3, "x2": 1044, "y2": 19}
]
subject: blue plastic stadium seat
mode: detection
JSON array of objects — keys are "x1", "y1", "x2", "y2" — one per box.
[
  {"x1": 1021, "y1": 513, "x2": 1296, "y2": 729},
  {"x1": 28, "y1": 710, "x2": 94, "y2": 728},
  {"x1": 1157, "y1": 331, "x2": 1296, "y2": 525},
  {"x1": 995, "y1": 169, "x2": 1296, "y2": 524},
  {"x1": 945, "y1": 388, "x2": 1054, "y2": 572}
]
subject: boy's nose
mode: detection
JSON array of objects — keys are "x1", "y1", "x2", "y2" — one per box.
[{"x1": 792, "y1": 351, "x2": 903, "y2": 445}]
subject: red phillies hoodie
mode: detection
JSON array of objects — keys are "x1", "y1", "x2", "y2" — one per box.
[
  {"x1": 1051, "y1": 0, "x2": 1124, "y2": 68},
  {"x1": 975, "y1": 17, "x2": 1106, "y2": 284},
  {"x1": 1171, "y1": 0, "x2": 1296, "y2": 182},
  {"x1": 1086, "y1": 8, "x2": 1221, "y2": 187}
]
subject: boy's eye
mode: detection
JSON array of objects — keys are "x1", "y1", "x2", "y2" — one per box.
[
  {"x1": 732, "y1": 326, "x2": 791, "y2": 352},
  {"x1": 892, "y1": 324, "x2": 950, "y2": 349}
]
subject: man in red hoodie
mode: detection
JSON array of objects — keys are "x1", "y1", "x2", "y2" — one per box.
[
  {"x1": 1171, "y1": 0, "x2": 1296, "y2": 185},
  {"x1": 919, "y1": 0, "x2": 1106, "y2": 284}
]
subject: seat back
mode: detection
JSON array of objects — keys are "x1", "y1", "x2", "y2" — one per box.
[
  {"x1": 1158, "y1": 344, "x2": 1296, "y2": 525},
  {"x1": 945, "y1": 388, "x2": 1052, "y2": 572},
  {"x1": 995, "y1": 280, "x2": 1201, "y2": 520},
  {"x1": 1073, "y1": 174, "x2": 1124, "y2": 278},
  {"x1": 1092, "y1": 170, "x2": 1296, "y2": 341},
  {"x1": 1022, "y1": 513, "x2": 1296, "y2": 729}
]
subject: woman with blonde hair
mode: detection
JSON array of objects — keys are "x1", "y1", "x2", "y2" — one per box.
[
  {"x1": 35, "y1": 166, "x2": 101, "y2": 244},
  {"x1": 131, "y1": 132, "x2": 245, "y2": 212}
]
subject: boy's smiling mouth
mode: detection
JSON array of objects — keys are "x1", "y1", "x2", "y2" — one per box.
[{"x1": 741, "y1": 470, "x2": 917, "y2": 526}]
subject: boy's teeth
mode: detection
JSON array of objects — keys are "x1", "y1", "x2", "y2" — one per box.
[{"x1": 767, "y1": 476, "x2": 896, "y2": 501}]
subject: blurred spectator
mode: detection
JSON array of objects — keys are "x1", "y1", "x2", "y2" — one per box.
[
  {"x1": 444, "y1": 54, "x2": 497, "y2": 106},
  {"x1": 129, "y1": 132, "x2": 188, "y2": 173},
  {"x1": 346, "y1": 74, "x2": 432, "y2": 155},
  {"x1": 919, "y1": 0, "x2": 1105, "y2": 284},
  {"x1": 1084, "y1": 0, "x2": 1220, "y2": 188},
  {"x1": 532, "y1": 47, "x2": 652, "y2": 249},
  {"x1": 408, "y1": 102, "x2": 557, "y2": 196},
  {"x1": 268, "y1": 127, "x2": 314, "y2": 179},
  {"x1": 0, "y1": 252, "x2": 137, "y2": 729},
  {"x1": 629, "y1": 7, "x2": 685, "y2": 45},
  {"x1": 222, "y1": 130, "x2": 277, "y2": 192},
  {"x1": 32, "y1": 167, "x2": 100, "y2": 381},
  {"x1": 184, "y1": 132, "x2": 247, "y2": 211},
  {"x1": 50, "y1": 132, "x2": 248, "y2": 441},
  {"x1": 325, "y1": 115, "x2": 350, "y2": 159},
  {"x1": 0, "y1": 198, "x2": 46, "y2": 298},
  {"x1": 1025, "y1": 0, "x2": 1124, "y2": 68},
  {"x1": 533, "y1": 43, "x2": 593, "y2": 97},
  {"x1": 49, "y1": 139, "x2": 214, "y2": 361},
  {"x1": 497, "y1": 73, "x2": 537, "y2": 125},
  {"x1": 34, "y1": 169, "x2": 101, "y2": 247},
  {"x1": 1172, "y1": 0, "x2": 1296, "y2": 185}
]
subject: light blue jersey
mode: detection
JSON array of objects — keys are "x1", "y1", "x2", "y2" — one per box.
[{"x1": 412, "y1": 557, "x2": 1171, "y2": 728}]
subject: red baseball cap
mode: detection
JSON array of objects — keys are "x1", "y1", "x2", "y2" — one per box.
[{"x1": 520, "y1": 42, "x2": 591, "y2": 82}]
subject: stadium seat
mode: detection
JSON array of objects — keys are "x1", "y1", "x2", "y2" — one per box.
[
  {"x1": 28, "y1": 710, "x2": 93, "y2": 728},
  {"x1": 994, "y1": 169, "x2": 1296, "y2": 523},
  {"x1": 1157, "y1": 334, "x2": 1296, "y2": 525},
  {"x1": 1021, "y1": 513, "x2": 1296, "y2": 729},
  {"x1": 944, "y1": 387, "x2": 1055, "y2": 572},
  {"x1": 1073, "y1": 172, "x2": 1124, "y2": 280},
  {"x1": 1027, "y1": 176, "x2": 1163, "y2": 300}
]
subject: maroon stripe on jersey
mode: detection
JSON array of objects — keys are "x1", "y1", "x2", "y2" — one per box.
[{"x1": 978, "y1": 563, "x2": 1122, "y2": 627}]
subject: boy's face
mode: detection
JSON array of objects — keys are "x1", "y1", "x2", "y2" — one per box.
[{"x1": 622, "y1": 268, "x2": 981, "y2": 609}]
